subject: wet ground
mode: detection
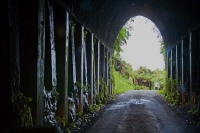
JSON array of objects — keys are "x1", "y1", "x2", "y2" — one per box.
[{"x1": 87, "y1": 90, "x2": 198, "y2": 133}]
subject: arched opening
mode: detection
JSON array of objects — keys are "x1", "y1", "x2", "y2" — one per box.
[{"x1": 112, "y1": 16, "x2": 165, "y2": 93}]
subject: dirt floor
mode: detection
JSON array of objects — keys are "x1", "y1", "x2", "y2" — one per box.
[{"x1": 87, "y1": 90, "x2": 199, "y2": 133}]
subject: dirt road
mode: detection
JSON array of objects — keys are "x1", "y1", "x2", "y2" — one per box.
[{"x1": 87, "y1": 90, "x2": 197, "y2": 133}]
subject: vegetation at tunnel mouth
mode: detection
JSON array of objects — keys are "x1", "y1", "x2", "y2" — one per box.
[{"x1": 112, "y1": 19, "x2": 165, "y2": 95}]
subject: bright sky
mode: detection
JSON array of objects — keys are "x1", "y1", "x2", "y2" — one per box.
[{"x1": 120, "y1": 16, "x2": 165, "y2": 71}]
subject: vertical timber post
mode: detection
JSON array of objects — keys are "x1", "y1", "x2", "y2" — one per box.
[
  {"x1": 110, "y1": 53, "x2": 113, "y2": 94},
  {"x1": 170, "y1": 49, "x2": 173, "y2": 79},
  {"x1": 80, "y1": 25, "x2": 84, "y2": 112},
  {"x1": 97, "y1": 40, "x2": 100, "y2": 94},
  {"x1": 84, "y1": 37, "x2": 88, "y2": 90},
  {"x1": 189, "y1": 31, "x2": 198, "y2": 109},
  {"x1": 91, "y1": 33, "x2": 94, "y2": 104},
  {"x1": 37, "y1": 0, "x2": 45, "y2": 126},
  {"x1": 8, "y1": 0, "x2": 20, "y2": 92},
  {"x1": 48, "y1": 0, "x2": 57, "y2": 95},
  {"x1": 8, "y1": 0, "x2": 20, "y2": 126},
  {"x1": 189, "y1": 32, "x2": 193, "y2": 109},
  {"x1": 107, "y1": 50, "x2": 109, "y2": 91},
  {"x1": 103, "y1": 45, "x2": 105, "y2": 81},
  {"x1": 181, "y1": 39, "x2": 186, "y2": 105},
  {"x1": 176, "y1": 44, "x2": 180, "y2": 99},
  {"x1": 64, "y1": 11, "x2": 69, "y2": 122},
  {"x1": 167, "y1": 51, "x2": 169, "y2": 78}
]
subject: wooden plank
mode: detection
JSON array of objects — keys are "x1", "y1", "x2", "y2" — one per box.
[
  {"x1": 181, "y1": 39, "x2": 186, "y2": 105},
  {"x1": 189, "y1": 31, "x2": 198, "y2": 109},
  {"x1": 176, "y1": 45, "x2": 178, "y2": 81},
  {"x1": 37, "y1": 0, "x2": 45, "y2": 126},
  {"x1": 80, "y1": 26, "x2": 84, "y2": 112},
  {"x1": 110, "y1": 54, "x2": 113, "y2": 94},
  {"x1": 189, "y1": 32, "x2": 193, "y2": 109},
  {"x1": 8, "y1": 0, "x2": 21, "y2": 126},
  {"x1": 91, "y1": 33, "x2": 94, "y2": 104},
  {"x1": 167, "y1": 51, "x2": 169, "y2": 78},
  {"x1": 48, "y1": 0, "x2": 57, "y2": 91},
  {"x1": 84, "y1": 40, "x2": 88, "y2": 87},
  {"x1": 71, "y1": 24, "x2": 77, "y2": 89},
  {"x1": 103, "y1": 45, "x2": 105, "y2": 80},
  {"x1": 97, "y1": 40, "x2": 100, "y2": 94},
  {"x1": 106, "y1": 50, "x2": 109, "y2": 90},
  {"x1": 8, "y1": 0, "x2": 20, "y2": 90},
  {"x1": 170, "y1": 49, "x2": 173, "y2": 79},
  {"x1": 64, "y1": 10, "x2": 69, "y2": 123}
]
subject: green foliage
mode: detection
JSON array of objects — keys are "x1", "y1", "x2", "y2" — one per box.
[
  {"x1": 11, "y1": 89, "x2": 33, "y2": 127},
  {"x1": 52, "y1": 89, "x2": 59, "y2": 96},
  {"x1": 56, "y1": 116, "x2": 66, "y2": 128},
  {"x1": 160, "y1": 41, "x2": 167, "y2": 70},
  {"x1": 93, "y1": 38, "x2": 97, "y2": 45},
  {"x1": 74, "y1": 81, "x2": 90, "y2": 91},
  {"x1": 88, "y1": 104, "x2": 101, "y2": 113},
  {"x1": 74, "y1": 81, "x2": 81, "y2": 88},
  {"x1": 95, "y1": 93, "x2": 104, "y2": 104},
  {"x1": 113, "y1": 69, "x2": 135, "y2": 94},
  {"x1": 135, "y1": 85, "x2": 148, "y2": 90},
  {"x1": 55, "y1": 116, "x2": 78, "y2": 133},
  {"x1": 114, "y1": 22, "x2": 132, "y2": 55},
  {"x1": 159, "y1": 78, "x2": 180, "y2": 105},
  {"x1": 84, "y1": 31, "x2": 88, "y2": 40},
  {"x1": 76, "y1": 111, "x2": 88, "y2": 120}
]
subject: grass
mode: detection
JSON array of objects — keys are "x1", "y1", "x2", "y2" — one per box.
[{"x1": 113, "y1": 70, "x2": 135, "y2": 94}]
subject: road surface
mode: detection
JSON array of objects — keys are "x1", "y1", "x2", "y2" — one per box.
[{"x1": 87, "y1": 90, "x2": 196, "y2": 133}]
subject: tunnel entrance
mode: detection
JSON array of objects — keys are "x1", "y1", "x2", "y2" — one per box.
[{"x1": 113, "y1": 16, "x2": 165, "y2": 93}]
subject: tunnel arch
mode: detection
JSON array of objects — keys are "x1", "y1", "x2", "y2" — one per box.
[{"x1": 55, "y1": 0, "x2": 200, "y2": 52}]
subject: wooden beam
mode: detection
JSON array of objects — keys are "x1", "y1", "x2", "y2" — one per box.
[
  {"x1": 189, "y1": 31, "x2": 198, "y2": 109},
  {"x1": 181, "y1": 39, "x2": 186, "y2": 105},
  {"x1": 48, "y1": 0, "x2": 57, "y2": 92},
  {"x1": 80, "y1": 25, "x2": 84, "y2": 112},
  {"x1": 110, "y1": 54, "x2": 113, "y2": 94},
  {"x1": 64, "y1": 10, "x2": 69, "y2": 123},
  {"x1": 91, "y1": 33, "x2": 94, "y2": 104},
  {"x1": 189, "y1": 32, "x2": 193, "y2": 109},
  {"x1": 8, "y1": 0, "x2": 20, "y2": 90},
  {"x1": 97, "y1": 40, "x2": 100, "y2": 94},
  {"x1": 103, "y1": 45, "x2": 105, "y2": 81},
  {"x1": 84, "y1": 38, "x2": 88, "y2": 89},
  {"x1": 106, "y1": 50, "x2": 109, "y2": 88},
  {"x1": 37, "y1": 0, "x2": 45, "y2": 126},
  {"x1": 170, "y1": 49, "x2": 173, "y2": 79},
  {"x1": 167, "y1": 50, "x2": 170, "y2": 78},
  {"x1": 71, "y1": 25, "x2": 77, "y2": 91},
  {"x1": 8, "y1": 0, "x2": 21, "y2": 126}
]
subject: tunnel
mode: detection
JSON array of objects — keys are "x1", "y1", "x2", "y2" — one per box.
[{"x1": 1, "y1": 0, "x2": 200, "y2": 131}]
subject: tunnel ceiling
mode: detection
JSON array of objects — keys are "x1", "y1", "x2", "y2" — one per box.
[{"x1": 55, "y1": 0, "x2": 200, "y2": 51}]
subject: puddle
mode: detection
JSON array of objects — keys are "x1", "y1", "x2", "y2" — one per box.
[
  {"x1": 107, "y1": 104, "x2": 126, "y2": 110},
  {"x1": 107, "y1": 99, "x2": 150, "y2": 110},
  {"x1": 129, "y1": 99, "x2": 150, "y2": 105},
  {"x1": 116, "y1": 102, "x2": 128, "y2": 105}
]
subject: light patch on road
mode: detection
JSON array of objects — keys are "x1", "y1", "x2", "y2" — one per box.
[
  {"x1": 106, "y1": 104, "x2": 126, "y2": 110},
  {"x1": 106, "y1": 99, "x2": 150, "y2": 111},
  {"x1": 129, "y1": 99, "x2": 150, "y2": 105}
]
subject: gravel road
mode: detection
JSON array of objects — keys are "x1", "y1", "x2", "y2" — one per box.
[{"x1": 87, "y1": 90, "x2": 197, "y2": 133}]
